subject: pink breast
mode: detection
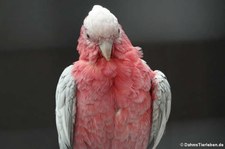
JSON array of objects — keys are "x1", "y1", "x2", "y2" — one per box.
[{"x1": 72, "y1": 59, "x2": 152, "y2": 149}]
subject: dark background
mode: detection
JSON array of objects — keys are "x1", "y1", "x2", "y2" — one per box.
[{"x1": 0, "y1": 0, "x2": 225, "y2": 148}]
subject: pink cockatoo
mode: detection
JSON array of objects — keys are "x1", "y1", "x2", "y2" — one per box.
[{"x1": 55, "y1": 5, "x2": 171, "y2": 149}]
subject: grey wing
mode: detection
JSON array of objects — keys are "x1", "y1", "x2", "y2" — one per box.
[
  {"x1": 55, "y1": 65, "x2": 76, "y2": 149},
  {"x1": 149, "y1": 70, "x2": 171, "y2": 149}
]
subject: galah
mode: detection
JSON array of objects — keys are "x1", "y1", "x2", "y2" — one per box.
[{"x1": 55, "y1": 5, "x2": 171, "y2": 149}]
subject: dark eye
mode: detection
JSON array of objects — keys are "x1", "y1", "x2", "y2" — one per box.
[
  {"x1": 118, "y1": 29, "x2": 120, "y2": 33},
  {"x1": 87, "y1": 34, "x2": 90, "y2": 39}
]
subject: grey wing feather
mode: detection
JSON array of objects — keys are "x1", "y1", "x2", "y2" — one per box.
[
  {"x1": 149, "y1": 70, "x2": 171, "y2": 149},
  {"x1": 55, "y1": 65, "x2": 76, "y2": 149}
]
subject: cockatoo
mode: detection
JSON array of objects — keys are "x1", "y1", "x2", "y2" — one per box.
[{"x1": 55, "y1": 5, "x2": 171, "y2": 149}]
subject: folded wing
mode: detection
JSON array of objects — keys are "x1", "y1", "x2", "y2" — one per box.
[
  {"x1": 150, "y1": 70, "x2": 171, "y2": 149},
  {"x1": 55, "y1": 65, "x2": 76, "y2": 149}
]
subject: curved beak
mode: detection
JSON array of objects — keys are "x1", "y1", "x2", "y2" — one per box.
[{"x1": 99, "y1": 40, "x2": 113, "y2": 61}]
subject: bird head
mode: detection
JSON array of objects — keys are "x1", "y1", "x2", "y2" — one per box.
[{"x1": 77, "y1": 5, "x2": 126, "y2": 62}]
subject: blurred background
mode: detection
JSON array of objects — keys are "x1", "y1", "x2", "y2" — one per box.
[{"x1": 0, "y1": 0, "x2": 225, "y2": 148}]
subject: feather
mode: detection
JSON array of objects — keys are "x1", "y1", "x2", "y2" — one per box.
[
  {"x1": 149, "y1": 70, "x2": 171, "y2": 149},
  {"x1": 55, "y1": 65, "x2": 76, "y2": 149}
]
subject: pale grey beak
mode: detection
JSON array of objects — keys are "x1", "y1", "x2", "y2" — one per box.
[{"x1": 99, "y1": 40, "x2": 113, "y2": 61}]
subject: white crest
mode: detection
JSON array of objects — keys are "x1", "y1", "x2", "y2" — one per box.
[{"x1": 84, "y1": 5, "x2": 119, "y2": 39}]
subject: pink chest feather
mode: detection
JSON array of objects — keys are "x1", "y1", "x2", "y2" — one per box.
[{"x1": 72, "y1": 58, "x2": 153, "y2": 149}]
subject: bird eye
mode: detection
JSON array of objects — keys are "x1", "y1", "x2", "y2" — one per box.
[
  {"x1": 118, "y1": 29, "x2": 120, "y2": 33},
  {"x1": 86, "y1": 34, "x2": 90, "y2": 39}
]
